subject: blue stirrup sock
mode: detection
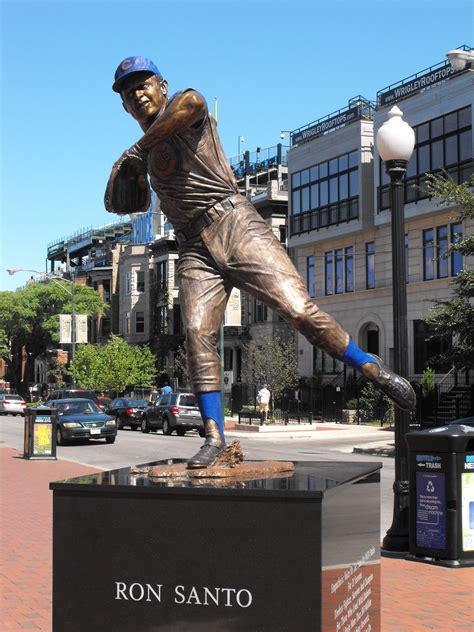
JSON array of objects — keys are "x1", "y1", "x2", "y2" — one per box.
[
  {"x1": 341, "y1": 339, "x2": 379, "y2": 371},
  {"x1": 196, "y1": 391, "x2": 225, "y2": 440}
]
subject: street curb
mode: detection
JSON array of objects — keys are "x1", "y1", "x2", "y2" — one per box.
[{"x1": 353, "y1": 443, "x2": 395, "y2": 457}]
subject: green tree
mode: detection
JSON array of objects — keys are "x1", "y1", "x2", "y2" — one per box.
[
  {"x1": 423, "y1": 173, "x2": 474, "y2": 369},
  {"x1": 241, "y1": 334, "x2": 299, "y2": 404},
  {"x1": 70, "y1": 335, "x2": 156, "y2": 393},
  {"x1": 358, "y1": 382, "x2": 394, "y2": 424},
  {"x1": 0, "y1": 281, "x2": 105, "y2": 393}
]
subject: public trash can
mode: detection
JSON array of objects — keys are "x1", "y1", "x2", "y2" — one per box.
[
  {"x1": 24, "y1": 406, "x2": 58, "y2": 460},
  {"x1": 406, "y1": 423, "x2": 474, "y2": 567}
]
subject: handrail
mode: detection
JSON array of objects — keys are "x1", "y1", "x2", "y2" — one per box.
[{"x1": 437, "y1": 366, "x2": 455, "y2": 388}]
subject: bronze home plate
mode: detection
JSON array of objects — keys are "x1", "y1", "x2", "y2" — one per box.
[
  {"x1": 148, "y1": 460, "x2": 295, "y2": 480},
  {"x1": 130, "y1": 441, "x2": 294, "y2": 482}
]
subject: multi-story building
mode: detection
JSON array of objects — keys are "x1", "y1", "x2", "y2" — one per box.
[
  {"x1": 287, "y1": 49, "x2": 473, "y2": 388},
  {"x1": 46, "y1": 218, "x2": 132, "y2": 343}
]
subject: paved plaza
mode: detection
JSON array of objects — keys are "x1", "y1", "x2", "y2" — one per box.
[{"x1": 1, "y1": 444, "x2": 472, "y2": 630}]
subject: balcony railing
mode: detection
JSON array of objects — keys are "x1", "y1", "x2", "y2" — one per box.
[
  {"x1": 229, "y1": 144, "x2": 289, "y2": 179},
  {"x1": 378, "y1": 159, "x2": 473, "y2": 212},
  {"x1": 290, "y1": 196, "x2": 359, "y2": 236}
]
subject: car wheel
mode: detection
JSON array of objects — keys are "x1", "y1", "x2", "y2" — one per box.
[
  {"x1": 177, "y1": 428, "x2": 186, "y2": 437},
  {"x1": 141, "y1": 416, "x2": 150, "y2": 434},
  {"x1": 105, "y1": 436, "x2": 116, "y2": 444},
  {"x1": 56, "y1": 427, "x2": 64, "y2": 446},
  {"x1": 198, "y1": 429, "x2": 205, "y2": 438},
  {"x1": 162, "y1": 417, "x2": 171, "y2": 436},
  {"x1": 116, "y1": 416, "x2": 123, "y2": 430}
]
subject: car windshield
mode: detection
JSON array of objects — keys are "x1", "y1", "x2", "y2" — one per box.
[
  {"x1": 124, "y1": 399, "x2": 147, "y2": 407},
  {"x1": 57, "y1": 401, "x2": 101, "y2": 415},
  {"x1": 5, "y1": 395, "x2": 22, "y2": 401},
  {"x1": 179, "y1": 395, "x2": 198, "y2": 407}
]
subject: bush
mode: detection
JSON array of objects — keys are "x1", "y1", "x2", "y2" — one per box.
[
  {"x1": 358, "y1": 383, "x2": 393, "y2": 425},
  {"x1": 421, "y1": 368, "x2": 436, "y2": 396},
  {"x1": 344, "y1": 398, "x2": 358, "y2": 410}
]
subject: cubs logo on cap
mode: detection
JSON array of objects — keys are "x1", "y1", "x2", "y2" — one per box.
[{"x1": 112, "y1": 56, "x2": 161, "y2": 92}]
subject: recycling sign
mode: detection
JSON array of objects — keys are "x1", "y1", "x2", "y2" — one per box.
[{"x1": 415, "y1": 471, "x2": 446, "y2": 550}]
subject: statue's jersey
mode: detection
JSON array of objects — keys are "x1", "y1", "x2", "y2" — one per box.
[{"x1": 147, "y1": 90, "x2": 239, "y2": 231}]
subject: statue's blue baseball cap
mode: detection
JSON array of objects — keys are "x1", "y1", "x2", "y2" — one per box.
[{"x1": 112, "y1": 56, "x2": 161, "y2": 92}]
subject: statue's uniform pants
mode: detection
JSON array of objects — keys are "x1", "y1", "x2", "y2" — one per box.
[{"x1": 178, "y1": 196, "x2": 350, "y2": 393}]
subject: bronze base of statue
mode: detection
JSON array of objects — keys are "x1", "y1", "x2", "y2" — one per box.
[{"x1": 130, "y1": 440, "x2": 294, "y2": 484}]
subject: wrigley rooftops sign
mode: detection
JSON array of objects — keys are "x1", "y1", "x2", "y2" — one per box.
[
  {"x1": 292, "y1": 106, "x2": 359, "y2": 145},
  {"x1": 377, "y1": 61, "x2": 465, "y2": 107}
]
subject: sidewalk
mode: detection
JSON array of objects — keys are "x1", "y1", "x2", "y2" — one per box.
[
  {"x1": 226, "y1": 418, "x2": 397, "y2": 444},
  {"x1": 1, "y1": 445, "x2": 472, "y2": 631}
]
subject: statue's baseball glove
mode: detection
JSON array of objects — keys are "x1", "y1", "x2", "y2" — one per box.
[{"x1": 104, "y1": 143, "x2": 151, "y2": 215}]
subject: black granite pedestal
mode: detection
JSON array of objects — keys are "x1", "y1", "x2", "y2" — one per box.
[{"x1": 50, "y1": 460, "x2": 381, "y2": 632}]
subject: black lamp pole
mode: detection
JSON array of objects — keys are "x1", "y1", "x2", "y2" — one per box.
[{"x1": 382, "y1": 159, "x2": 410, "y2": 553}]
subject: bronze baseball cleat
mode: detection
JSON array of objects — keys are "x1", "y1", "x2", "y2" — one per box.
[
  {"x1": 187, "y1": 419, "x2": 226, "y2": 469},
  {"x1": 369, "y1": 355, "x2": 416, "y2": 411}
]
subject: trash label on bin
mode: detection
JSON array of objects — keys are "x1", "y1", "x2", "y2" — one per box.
[
  {"x1": 461, "y1": 472, "x2": 474, "y2": 552},
  {"x1": 415, "y1": 471, "x2": 446, "y2": 550},
  {"x1": 33, "y1": 416, "x2": 52, "y2": 456}
]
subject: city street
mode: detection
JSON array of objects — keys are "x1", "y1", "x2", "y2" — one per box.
[{"x1": 1, "y1": 414, "x2": 395, "y2": 533}]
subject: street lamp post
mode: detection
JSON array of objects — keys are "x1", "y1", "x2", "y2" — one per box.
[
  {"x1": 376, "y1": 106, "x2": 415, "y2": 554},
  {"x1": 6, "y1": 268, "x2": 77, "y2": 361}
]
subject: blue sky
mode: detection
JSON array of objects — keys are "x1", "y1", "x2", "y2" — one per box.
[{"x1": 1, "y1": 0, "x2": 472, "y2": 291}]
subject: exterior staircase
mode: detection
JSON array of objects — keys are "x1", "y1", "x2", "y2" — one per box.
[{"x1": 423, "y1": 368, "x2": 473, "y2": 428}]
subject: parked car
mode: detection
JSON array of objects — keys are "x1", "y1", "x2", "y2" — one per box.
[
  {"x1": 48, "y1": 398, "x2": 117, "y2": 445},
  {"x1": 449, "y1": 416, "x2": 474, "y2": 427},
  {"x1": 47, "y1": 388, "x2": 100, "y2": 404},
  {"x1": 105, "y1": 397, "x2": 148, "y2": 430},
  {"x1": 141, "y1": 392, "x2": 204, "y2": 436},
  {"x1": 0, "y1": 394, "x2": 27, "y2": 416}
]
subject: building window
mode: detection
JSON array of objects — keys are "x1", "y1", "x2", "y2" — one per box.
[
  {"x1": 325, "y1": 252, "x2": 334, "y2": 296},
  {"x1": 101, "y1": 317, "x2": 111, "y2": 337},
  {"x1": 173, "y1": 261, "x2": 179, "y2": 288},
  {"x1": 335, "y1": 249, "x2": 343, "y2": 294},
  {"x1": 125, "y1": 271, "x2": 132, "y2": 295},
  {"x1": 366, "y1": 242, "x2": 375, "y2": 289},
  {"x1": 172, "y1": 304, "x2": 182, "y2": 335},
  {"x1": 423, "y1": 223, "x2": 462, "y2": 280},
  {"x1": 313, "y1": 347, "x2": 343, "y2": 375},
  {"x1": 307, "y1": 256, "x2": 315, "y2": 297},
  {"x1": 413, "y1": 320, "x2": 451, "y2": 373},
  {"x1": 436, "y1": 225, "x2": 448, "y2": 279},
  {"x1": 156, "y1": 261, "x2": 168, "y2": 290},
  {"x1": 136, "y1": 270, "x2": 145, "y2": 293},
  {"x1": 378, "y1": 106, "x2": 472, "y2": 211},
  {"x1": 423, "y1": 229, "x2": 435, "y2": 280},
  {"x1": 291, "y1": 150, "x2": 359, "y2": 234},
  {"x1": 224, "y1": 348, "x2": 233, "y2": 372},
  {"x1": 451, "y1": 223, "x2": 463, "y2": 275},
  {"x1": 103, "y1": 279, "x2": 111, "y2": 304},
  {"x1": 345, "y1": 247, "x2": 354, "y2": 292},
  {"x1": 324, "y1": 248, "x2": 354, "y2": 295},
  {"x1": 254, "y1": 299, "x2": 267, "y2": 323},
  {"x1": 157, "y1": 306, "x2": 167, "y2": 334},
  {"x1": 125, "y1": 313, "x2": 131, "y2": 335},
  {"x1": 135, "y1": 311, "x2": 145, "y2": 334}
]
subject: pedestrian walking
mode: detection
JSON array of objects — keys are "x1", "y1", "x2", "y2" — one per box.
[{"x1": 257, "y1": 384, "x2": 271, "y2": 425}]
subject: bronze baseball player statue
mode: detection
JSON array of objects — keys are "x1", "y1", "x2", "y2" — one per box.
[{"x1": 105, "y1": 56, "x2": 416, "y2": 469}]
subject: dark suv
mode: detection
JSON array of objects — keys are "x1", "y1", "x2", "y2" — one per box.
[
  {"x1": 48, "y1": 388, "x2": 99, "y2": 403},
  {"x1": 141, "y1": 392, "x2": 204, "y2": 436}
]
